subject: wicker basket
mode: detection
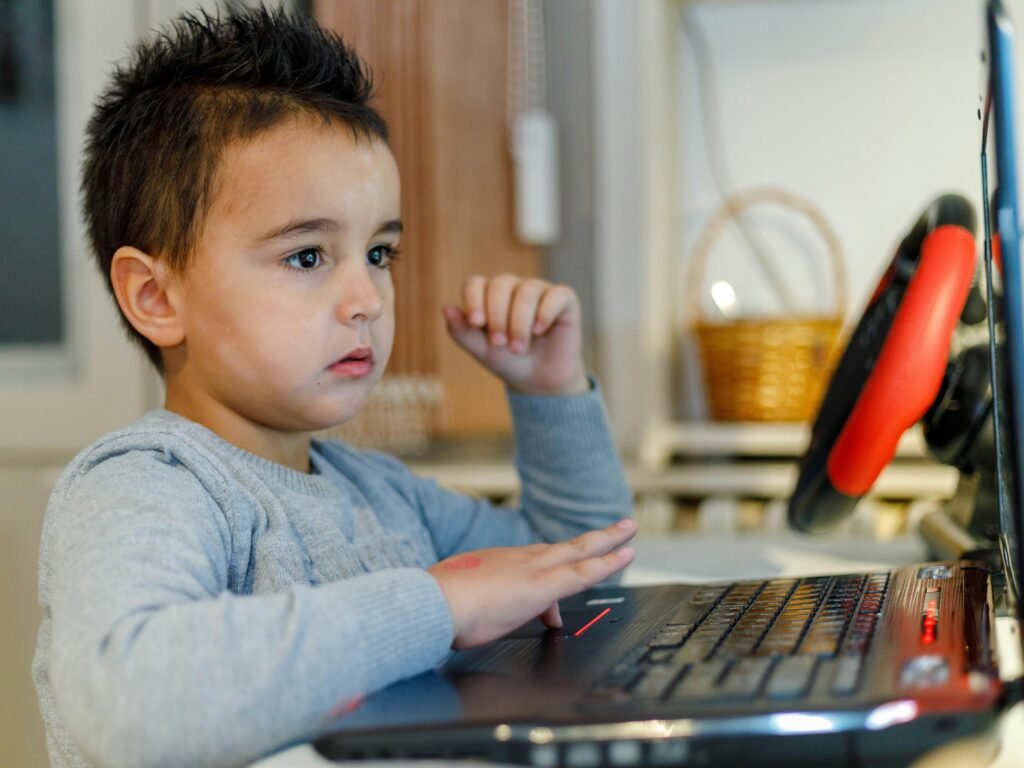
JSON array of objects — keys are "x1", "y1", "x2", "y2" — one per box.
[{"x1": 688, "y1": 187, "x2": 847, "y2": 423}]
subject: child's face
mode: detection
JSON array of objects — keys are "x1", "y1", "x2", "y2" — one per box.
[{"x1": 165, "y1": 116, "x2": 400, "y2": 437}]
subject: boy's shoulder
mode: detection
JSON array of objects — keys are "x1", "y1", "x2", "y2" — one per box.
[
  {"x1": 53, "y1": 409, "x2": 239, "y2": 505},
  {"x1": 64, "y1": 408, "x2": 215, "y2": 464}
]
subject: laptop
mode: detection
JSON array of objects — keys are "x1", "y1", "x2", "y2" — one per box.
[{"x1": 315, "y1": 3, "x2": 1024, "y2": 765}]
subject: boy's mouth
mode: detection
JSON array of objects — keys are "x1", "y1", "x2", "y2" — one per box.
[{"x1": 328, "y1": 347, "x2": 375, "y2": 379}]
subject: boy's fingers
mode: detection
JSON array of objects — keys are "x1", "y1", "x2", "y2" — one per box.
[
  {"x1": 533, "y1": 284, "x2": 578, "y2": 335},
  {"x1": 442, "y1": 305, "x2": 489, "y2": 358},
  {"x1": 507, "y1": 280, "x2": 545, "y2": 352},
  {"x1": 536, "y1": 519, "x2": 636, "y2": 568},
  {"x1": 463, "y1": 275, "x2": 487, "y2": 327},
  {"x1": 485, "y1": 275, "x2": 516, "y2": 345},
  {"x1": 540, "y1": 601, "x2": 563, "y2": 629},
  {"x1": 547, "y1": 547, "x2": 635, "y2": 595}
]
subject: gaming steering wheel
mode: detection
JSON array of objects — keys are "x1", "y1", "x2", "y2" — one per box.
[{"x1": 788, "y1": 194, "x2": 978, "y2": 533}]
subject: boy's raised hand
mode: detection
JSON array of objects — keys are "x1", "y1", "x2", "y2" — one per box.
[
  {"x1": 443, "y1": 275, "x2": 590, "y2": 396},
  {"x1": 428, "y1": 519, "x2": 637, "y2": 649}
]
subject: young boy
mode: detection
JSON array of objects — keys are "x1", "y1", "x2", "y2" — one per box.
[{"x1": 33, "y1": 8, "x2": 635, "y2": 767}]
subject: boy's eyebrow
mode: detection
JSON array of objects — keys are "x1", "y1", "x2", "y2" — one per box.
[
  {"x1": 254, "y1": 217, "x2": 340, "y2": 244},
  {"x1": 376, "y1": 220, "x2": 403, "y2": 237},
  {"x1": 253, "y1": 218, "x2": 403, "y2": 244}
]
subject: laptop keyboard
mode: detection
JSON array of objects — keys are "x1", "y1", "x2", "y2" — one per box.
[{"x1": 589, "y1": 572, "x2": 890, "y2": 705}]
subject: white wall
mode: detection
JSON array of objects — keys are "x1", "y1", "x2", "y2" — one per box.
[
  {"x1": 591, "y1": 0, "x2": 1021, "y2": 447},
  {"x1": 678, "y1": 0, "x2": 990, "y2": 321}
]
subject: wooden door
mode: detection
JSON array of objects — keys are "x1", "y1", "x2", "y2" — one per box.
[{"x1": 314, "y1": 0, "x2": 541, "y2": 437}]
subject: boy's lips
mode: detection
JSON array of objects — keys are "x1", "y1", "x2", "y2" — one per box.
[{"x1": 328, "y1": 347, "x2": 375, "y2": 379}]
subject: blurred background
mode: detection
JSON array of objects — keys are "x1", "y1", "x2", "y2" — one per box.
[{"x1": 0, "y1": 0, "x2": 1009, "y2": 764}]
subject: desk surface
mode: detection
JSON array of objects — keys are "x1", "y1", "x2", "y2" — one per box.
[{"x1": 253, "y1": 532, "x2": 1023, "y2": 768}]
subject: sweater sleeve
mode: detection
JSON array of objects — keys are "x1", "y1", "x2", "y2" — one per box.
[
  {"x1": 43, "y1": 452, "x2": 453, "y2": 768},
  {"x1": 384, "y1": 381, "x2": 634, "y2": 558}
]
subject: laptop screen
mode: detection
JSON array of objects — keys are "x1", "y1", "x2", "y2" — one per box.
[{"x1": 984, "y1": 0, "x2": 1023, "y2": 613}]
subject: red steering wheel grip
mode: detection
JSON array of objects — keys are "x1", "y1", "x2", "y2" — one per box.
[{"x1": 826, "y1": 224, "x2": 977, "y2": 496}]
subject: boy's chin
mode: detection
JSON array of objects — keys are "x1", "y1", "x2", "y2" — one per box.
[
  {"x1": 263, "y1": 380, "x2": 380, "y2": 433},
  {"x1": 304, "y1": 398, "x2": 373, "y2": 433}
]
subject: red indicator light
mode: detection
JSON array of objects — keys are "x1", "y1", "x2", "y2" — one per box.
[
  {"x1": 922, "y1": 621, "x2": 936, "y2": 644},
  {"x1": 574, "y1": 608, "x2": 612, "y2": 638},
  {"x1": 921, "y1": 598, "x2": 939, "y2": 644}
]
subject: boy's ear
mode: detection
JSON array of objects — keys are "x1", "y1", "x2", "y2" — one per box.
[{"x1": 110, "y1": 246, "x2": 185, "y2": 350}]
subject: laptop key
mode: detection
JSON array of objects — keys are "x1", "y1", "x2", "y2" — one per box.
[
  {"x1": 672, "y1": 637, "x2": 720, "y2": 664},
  {"x1": 765, "y1": 656, "x2": 818, "y2": 699},
  {"x1": 831, "y1": 655, "x2": 864, "y2": 696},
  {"x1": 647, "y1": 628, "x2": 688, "y2": 649},
  {"x1": 645, "y1": 648, "x2": 676, "y2": 665},
  {"x1": 716, "y1": 657, "x2": 774, "y2": 698},
  {"x1": 685, "y1": 586, "x2": 729, "y2": 607},
  {"x1": 589, "y1": 668, "x2": 642, "y2": 700},
  {"x1": 631, "y1": 665, "x2": 686, "y2": 700},
  {"x1": 669, "y1": 658, "x2": 730, "y2": 701}
]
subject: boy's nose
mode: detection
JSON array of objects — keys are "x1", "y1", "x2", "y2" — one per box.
[{"x1": 336, "y1": 263, "x2": 384, "y2": 324}]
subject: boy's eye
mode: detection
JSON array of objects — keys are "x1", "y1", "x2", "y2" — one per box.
[
  {"x1": 367, "y1": 245, "x2": 399, "y2": 268},
  {"x1": 284, "y1": 247, "x2": 323, "y2": 270}
]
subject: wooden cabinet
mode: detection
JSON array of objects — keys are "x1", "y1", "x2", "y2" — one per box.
[{"x1": 314, "y1": 0, "x2": 541, "y2": 437}]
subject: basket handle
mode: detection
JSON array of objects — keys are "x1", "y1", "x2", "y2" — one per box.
[{"x1": 687, "y1": 186, "x2": 847, "y2": 319}]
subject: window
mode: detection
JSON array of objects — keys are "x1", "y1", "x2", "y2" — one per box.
[
  {"x1": 0, "y1": 0, "x2": 62, "y2": 347},
  {"x1": 0, "y1": 1, "x2": 154, "y2": 457}
]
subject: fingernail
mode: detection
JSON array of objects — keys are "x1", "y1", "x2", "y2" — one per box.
[
  {"x1": 617, "y1": 518, "x2": 636, "y2": 530},
  {"x1": 471, "y1": 311, "x2": 485, "y2": 325},
  {"x1": 509, "y1": 339, "x2": 525, "y2": 353},
  {"x1": 491, "y1": 332, "x2": 507, "y2": 346},
  {"x1": 617, "y1": 546, "x2": 635, "y2": 559}
]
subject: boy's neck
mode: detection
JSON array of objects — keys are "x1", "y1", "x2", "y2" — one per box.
[{"x1": 163, "y1": 388, "x2": 314, "y2": 474}]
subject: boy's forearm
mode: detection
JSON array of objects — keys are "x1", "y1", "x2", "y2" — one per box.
[
  {"x1": 48, "y1": 568, "x2": 452, "y2": 768},
  {"x1": 508, "y1": 380, "x2": 634, "y2": 542},
  {"x1": 400, "y1": 380, "x2": 632, "y2": 559}
]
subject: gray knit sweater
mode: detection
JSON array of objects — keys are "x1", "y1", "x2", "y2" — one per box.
[{"x1": 33, "y1": 386, "x2": 631, "y2": 768}]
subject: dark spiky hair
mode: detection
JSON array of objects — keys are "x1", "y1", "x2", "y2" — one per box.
[{"x1": 82, "y1": 5, "x2": 389, "y2": 370}]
